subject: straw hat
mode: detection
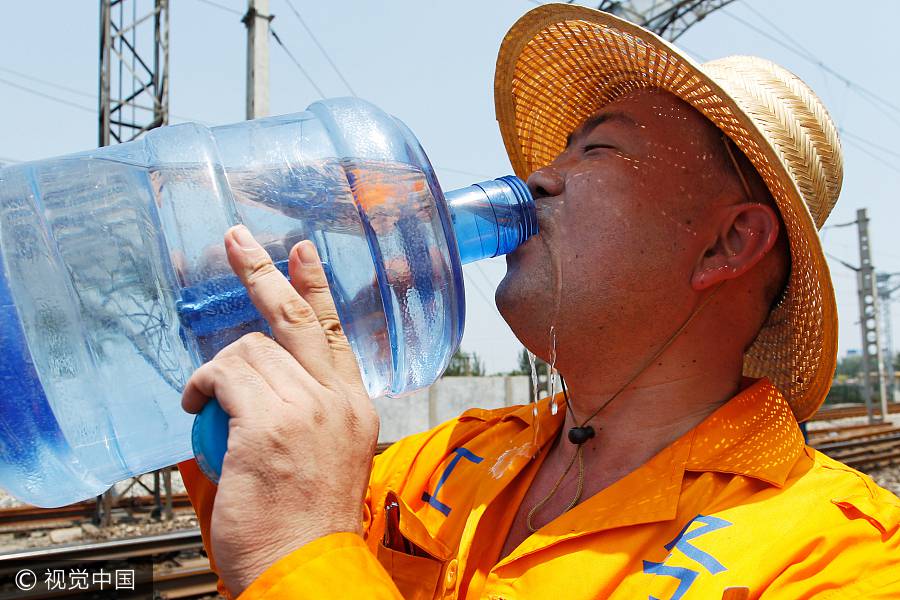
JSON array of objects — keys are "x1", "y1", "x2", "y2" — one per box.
[{"x1": 495, "y1": 4, "x2": 842, "y2": 422}]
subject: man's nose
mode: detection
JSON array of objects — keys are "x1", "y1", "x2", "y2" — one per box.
[{"x1": 526, "y1": 166, "x2": 565, "y2": 200}]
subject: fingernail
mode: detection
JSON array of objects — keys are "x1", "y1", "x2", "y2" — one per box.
[
  {"x1": 297, "y1": 240, "x2": 318, "y2": 265},
  {"x1": 232, "y1": 225, "x2": 259, "y2": 251}
]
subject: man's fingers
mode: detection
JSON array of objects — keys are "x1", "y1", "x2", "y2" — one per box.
[
  {"x1": 224, "y1": 225, "x2": 334, "y2": 383},
  {"x1": 215, "y1": 333, "x2": 321, "y2": 402},
  {"x1": 181, "y1": 355, "x2": 277, "y2": 417},
  {"x1": 288, "y1": 241, "x2": 363, "y2": 383}
]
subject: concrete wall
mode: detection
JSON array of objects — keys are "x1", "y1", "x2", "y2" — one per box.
[{"x1": 372, "y1": 376, "x2": 530, "y2": 443}]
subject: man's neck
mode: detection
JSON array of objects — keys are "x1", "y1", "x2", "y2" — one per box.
[
  {"x1": 553, "y1": 345, "x2": 746, "y2": 494},
  {"x1": 499, "y1": 341, "x2": 747, "y2": 554}
]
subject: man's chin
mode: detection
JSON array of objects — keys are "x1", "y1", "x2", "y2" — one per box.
[
  {"x1": 494, "y1": 275, "x2": 516, "y2": 324},
  {"x1": 495, "y1": 273, "x2": 534, "y2": 332}
]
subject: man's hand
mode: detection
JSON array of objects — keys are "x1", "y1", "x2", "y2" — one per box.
[{"x1": 181, "y1": 225, "x2": 379, "y2": 596}]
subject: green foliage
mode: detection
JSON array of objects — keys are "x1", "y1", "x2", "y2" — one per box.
[
  {"x1": 507, "y1": 347, "x2": 546, "y2": 376},
  {"x1": 825, "y1": 352, "x2": 899, "y2": 405},
  {"x1": 832, "y1": 353, "x2": 900, "y2": 380},
  {"x1": 834, "y1": 354, "x2": 862, "y2": 378},
  {"x1": 443, "y1": 348, "x2": 485, "y2": 377}
]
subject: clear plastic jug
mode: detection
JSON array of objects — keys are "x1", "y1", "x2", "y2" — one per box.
[{"x1": 0, "y1": 97, "x2": 537, "y2": 507}]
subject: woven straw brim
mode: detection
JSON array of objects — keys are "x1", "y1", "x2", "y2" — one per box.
[{"x1": 495, "y1": 5, "x2": 839, "y2": 422}]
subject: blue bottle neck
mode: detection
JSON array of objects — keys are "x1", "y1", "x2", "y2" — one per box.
[{"x1": 445, "y1": 175, "x2": 538, "y2": 265}]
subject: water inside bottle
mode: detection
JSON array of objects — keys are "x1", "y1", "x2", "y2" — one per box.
[
  {"x1": 0, "y1": 154, "x2": 460, "y2": 505},
  {"x1": 0, "y1": 157, "x2": 197, "y2": 504}
]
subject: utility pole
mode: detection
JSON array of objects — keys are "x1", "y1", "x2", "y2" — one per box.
[
  {"x1": 855, "y1": 209, "x2": 889, "y2": 422},
  {"x1": 878, "y1": 273, "x2": 900, "y2": 404},
  {"x1": 243, "y1": 0, "x2": 271, "y2": 120}
]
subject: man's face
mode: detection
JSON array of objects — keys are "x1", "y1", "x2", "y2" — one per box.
[{"x1": 496, "y1": 89, "x2": 741, "y2": 368}]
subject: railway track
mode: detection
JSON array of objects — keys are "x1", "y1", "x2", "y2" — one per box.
[
  {"x1": 809, "y1": 402, "x2": 900, "y2": 421},
  {"x1": 809, "y1": 422, "x2": 900, "y2": 471},
  {"x1": 0, "y1": 529, "x2": 216, "y2": 599},
  {"x1": 0, "y1": 494, "x2": 194, "y2": 533},
  {"x1": 0, "y1": 422, "x2": 892, "y2": 599}
]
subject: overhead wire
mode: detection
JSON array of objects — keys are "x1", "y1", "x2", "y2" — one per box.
[
  {"x1": 472, "y1": 262, "x2": 499, "y2": 294},
  {"x1": 0, "y1": 65, "x2": 203, "y2": 124},
  {"x1": 842, "y1": 137, "x2": 900, "y2": 176},
  {"x1": 200, "y1": 1, "x2": 505, "y2": 178},
  {"x1": 435, "y1": 166, "x2": 494, "y2": 180},
  {"x1": 840, "y1": 130, "x2": 900, "y2": 161},
  {"x1": 678, "y1": 5, "x2": 900, "y2": 178},
  {"x1": 195, "y1": 1, "x2": 509, "y2": 323},
  {"x1": 465, "y1": 268, "x2": 498, "y2": 310},
  {"x1": 676, "y1": 44, "x2": 711, "y2": 62},
  {"x1": 825, "y1": 252, "x2": 859, "y2": 272},
  {"x1": 0, "y1": 66, "x2": 95, "y2": 100},
  {"x1": 720, "y1": 9, "x2": 900, "y2": 123},
  {"x1": 195, "y1": 0, "x2": 327, "y2": 99},
  {"x1": 269, "y1": 28, "x2": 326, "y2": 98},
  {"x1": 282, "y1": 0, "x2": 356, "y2": 96},
  {"x1": 737, "y1": 2, "x2": 822, "y2": 64},
  {"x1": 195, "y1": 0, "x2": 242, "y2": 16},
  {"x1": 0, "y1": 76, "x2": 95, "y2": 114},
  {"x1": 823, "y1": 219, "x2": 861, "y2": 230}
]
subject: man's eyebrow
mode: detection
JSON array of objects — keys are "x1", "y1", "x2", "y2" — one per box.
[{"x1": 565, "y1": 111, "x2": 641, "y2": 148}]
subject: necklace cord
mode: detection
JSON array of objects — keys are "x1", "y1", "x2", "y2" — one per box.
[
  {"x1": 572, "y1": 283, "x2": 724, "y2": 429},
  {"x1": 525, "y1": 284, "x2": 724, "y2": 533}
]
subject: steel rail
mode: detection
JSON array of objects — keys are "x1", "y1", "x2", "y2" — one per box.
[
  {"x1": 0, "y1": 494, "x2": 193, "y2": 528},
  {"x1": 0, "y1": 528, "x2": 202, "y2": 564},
  {"x1": 810, "y1": 403, "x2": 900, "y2": 421}
]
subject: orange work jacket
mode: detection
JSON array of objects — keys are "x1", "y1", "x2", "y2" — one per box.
[{"x1": 179, "y1": 378, "x2": 900, "y2": 599}]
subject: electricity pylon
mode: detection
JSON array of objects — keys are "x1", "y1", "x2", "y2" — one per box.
[{"x1": 97, "y1": 0, "x2": 172, "y2": 526}]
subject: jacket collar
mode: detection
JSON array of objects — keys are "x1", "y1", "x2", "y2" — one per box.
[
  {"x1": 684, "y1": 378, "x2": 806, "y2": 488},
  {"x1": 501, "y1": 377, "x2": 805, "y2": 487},
  {"x1": 493, "y1": 378, "x2": 806, "y2": 567}
]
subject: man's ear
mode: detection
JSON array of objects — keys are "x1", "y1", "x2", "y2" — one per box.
[{"x1": 692, "y1": 203, "x2": 780, "y2": 290}]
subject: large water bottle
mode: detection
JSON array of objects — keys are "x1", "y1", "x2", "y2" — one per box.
[{"x1": 0, "y1": 98, "x2": 536, "y2": 507}]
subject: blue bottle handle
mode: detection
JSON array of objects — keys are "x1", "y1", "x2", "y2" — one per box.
[{"x1": 192, "y1": 399, "x2": 230, "y2": 483}]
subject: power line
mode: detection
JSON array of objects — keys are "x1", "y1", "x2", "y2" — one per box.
[
  {"x1": 465, "y1": 269, "x2": 497, "y2": 309},
  {"x1": 282, "y1": 0, "x2": 356, "y2": 96},
  {"x1": 435, "y1": 165, "x2": 494, "y2": 180},
  {"x1": 721, "y1": 9, "x2": 900, "y2": 121},
  {"x1": 677, "y1": 44, "x2": 711, "y2": 63},
  {"x1": 0, "y1": 76, "x2": 95, "y2": 114},
  {"x1": 685, "y1": 6, "x2": 900, "y2": 178},
  {"x1": 195, "y1": 0, "x2": 242, "y2": 16},
  {"x1": 842, "y1": 137, "x2": 900, "y2": 177},
  {"x1": 472, "y1": 262, "x2": 498, "y2": 292},
  {"x1": 194, "y1": 0, "x2": 326, "y2": 101},
  {"x1": 269, "y1": 28, "x2": 326, "y2": 98},
  {"x1": 737, "y1": 2, "x2": 819, "y2": 64},
  {"x1": 0, "y1": 65, "x2": 203, "y2": 124},
  {"x1": 826, "y1": 252, "x2": 859, "y2": 272},
  {"x1": 823, "y1": 219, "x2": 859, "y2": 230},
  {"x1": 841, "y1": 130, "x2": 900, "y2": 161},
  {"x1": 0, "y1": 66, "x2": 95, "y2": 100}
]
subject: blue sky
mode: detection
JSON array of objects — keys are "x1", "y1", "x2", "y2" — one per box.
[{"x1": 1, "y1": 0, "x2": 898, "y2": 374}]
